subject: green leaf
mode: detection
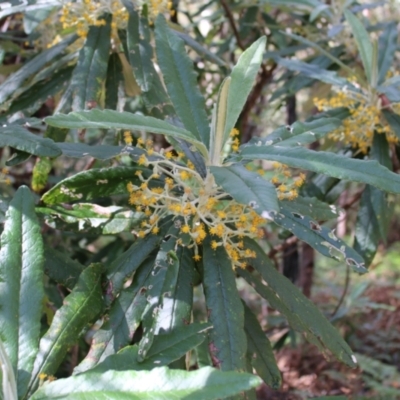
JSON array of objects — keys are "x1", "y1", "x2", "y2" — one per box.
[
  {"x1": 43, "y1": 246, "x2": 85, "y2": 290},
  {"x1": 6, "y1": 66, "x2": 73, "y2": 117},
  {"x1": 276, "y1": 57, "x2": 353, "y2": 88},
  {"x1": 6, "y1": 150, "x2": 31, "y2": 166},
  {"x1": 55, "y1": 142, "x2": 125, "y2": 159},
  {"x1": 105, "y1": 218, "x2": 172, "y2": 304},
  {"x1": 344, "y1": 10, "x2": 373, "y2": 83},
  {"x1": 0, "y1": 337, "x2": 18, "y2": 399},
  {"x1": 0, "y1": 186, "x2": 44, "y2": 398},
  {"x1": 70, "y1": 16, "x2": 111, "y2": 110},
  {"x1": 280, "y1": 31, "x2": 354, "y2": 78},
  {"x1": 273, "y1": 204, "x2": 366, "y2": 273},
  {"x1": 27, "y1": 263, "x2": 104, "y2": 396},
  {"x1": 210, "y1": 77, "x2": 230, "y2": 165},
  {"x1": 41, "y1": 166, "x2": 148, "y2": 205},
  {"x1": 105, "y1": 53, "x2": 123, "y2": 110},
  {"x1": 354, "y1": 186, "x2": 386, "y2": 266},
  {"x1": 175, "y1": 30, "x2": 226, "y2": 67},
  {"x1": 202, "y1": 239, "x2": 247, "y2": 372},
  {"x1": 31, "y1": 366, "x2": 261, "y2": 400},
  {"x1": 238, "y1": 238, "x2": 357, "y2": 367},
  {"x1": 0, "y1": 34, "x2": 77, "y2": 104},
  {"x1": 0, "y1": 124, "x2": 62, "y2": 157},
  {"x1": 383, "y1": 110, "x2": 400, "y2": 140},
  {"x1": 155, "y1": 14, "x2": 210, "y2": 146},
  {"x1": 92, "y1": 322, "x2": 212, "y2": 373},
  {"x1": 37, "y1": 203, "x2": 144, "y2": 234},
  {"x1": 75, "y1": 256, "x2": 156, "y2": 373},
  {"x1": 281, "y1": 196, "x2": 339, "y2": 222},
  {"x1": 45, "y1": 109, "x2": 208, "y2": 158},
  {"x1": 378, "y1": 22, "x2": 398, "y2": 84},
  {"x1": 138, "y1": 225, "x2": 181, "y2": 361},
  {"x1": 154, "y1": 246, "x2": 196, "y2": 331},
  {"x1": 124, "y1": 2, "x2": 156, "y2": 92},
  {"x1": 210, "y1": 163, "x2": 279, "y2": 215},
  {"x1": 238, "y1": 145, "x2": 400, "y2": 194},
  {"x1": 353, "y1": 132, "x2": 390, "y2": 266},
  {"x1": 243, "y1": 303, "x2": 281, "y2": 389},
  {"x1": 249, "y1": 118, "x2": 342, "y2": 147},
  {"x1": 223, "y1": 36, "x2": 266, "y2": 145}
]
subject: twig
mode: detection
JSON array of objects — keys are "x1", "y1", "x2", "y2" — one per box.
[
  {"x1": 330, "y1": 263, "x2": 350, "y2": 318},
  {"x1": 220, "y1": 0, "x2": 245, "y2": 50}
]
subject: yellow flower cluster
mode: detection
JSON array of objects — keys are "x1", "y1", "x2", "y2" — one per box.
[
  {"x1": 147, "y1": 0, "x2": 175, "y2": 20},
  {"x1": 0, "y1": 168, "x2": 11, "y2": 186},
  {"x1": 126, "y1": 139, "x2": 267, "y2": 268},
  {"x1": 314, "y1": 85, "x2": 399, "y2": 153},
  {"x1": 269, "y1": 163, "x2": 305, "y2": 200},
  {"x1": 59, "y1": 0, "x2": 128, "y2": 38}
]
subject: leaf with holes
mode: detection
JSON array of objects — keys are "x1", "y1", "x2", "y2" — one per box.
[
  {"x1": 37, "y1": 203, "x2": 144, "y2": 234},
  {"x1": 238, "y1": 238, "x2": 357, "y2": 367},
  {"x1": 273, "y1": 205, "x2": 366, "y2": 273},
  {"x1": 41, "y1": 166, "x2": 153, "y2": 205}
]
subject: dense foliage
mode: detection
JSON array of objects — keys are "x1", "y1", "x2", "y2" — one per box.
[{"x1": 0, "y1": 0, "x2": 399, "y2": 399}]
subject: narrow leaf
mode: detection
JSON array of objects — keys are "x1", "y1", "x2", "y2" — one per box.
[
  {"x1": 105, "y1": 232, "x2": 164, "y2": 304},
  {"x1": 41, "y1": 166, "x2": 150, "y2": 205},
  {"x1": 152, "y1": 246, "x2": 196, "y2": 335},
  {"x1": 202, "y1": 239, "x2": 247, "y2": 371},
  {"x1": 155, "y1": 14, "x2": 210, "y2": 146},
  {"x1": 210, "y1": 77, "x2": 230, "y2": 165},
  {"x1": 125, "y1": 3, "x2": 156, "y2": 92},
  {"x1": 0, "y1": 186, "x2": 44, "y2": 397},
  {"x1": 27, "y1": 263, "x2": 103, "y2": 396},
  {"x1": 105, "y1": 53, "x2": 123, "y2": 110},
  {"x1": 354, "y1": 186, "x2": 386, "y2": 266},
  {"x1": 281, "y1": 196, "x2": 339, "y2": 221},
  {"x1": 238, "y1": 238, "x2": 357, "y2": 367},
  {"x1": 0, "y1": 34, "x2": 77, "y2": 104},
  {"x1": 71, "y1": 16, "x2": 111, "y2": 110},
  {"x1": 273, "y1": 204, "x2": 366, "y2": 273},
  {"x1": 31, "y1": 366, "x2": 261, "y2": 400},
  {"x1": 344, "y1": 10, "x2": 373, "y2": 83},
  {"x1": 138, "y1": 225, "x2": 181, "y2": 361},
  {"x1": 254, "y1": 118, "x2": 342, "y2": 147},
  {"x1": 92, "y1": 323, "x2": 212, "y2": 373},
  {"x1": 238, "y1": 145, "x2": 400, "y2": 194},
  {"x1": 378, "y1": 22, "x2": 397, "y2": 84},
  {"x1": 223, "y1": 36, "x2": 266, "y2": 145},
  {"x1": 243, "y1": 303, "x2": 281, "y2": 389},
  {"x1": 0, "y1": 124, "x2": 61, "y2": 158},
  {"x1": 55, "y1": 143, "x2": 125, "y2": 160},
  {"x1": 43, "y1": 246, "x2": 85, "y2": 290},
  {"x1": 276, "y1": 57, "x2": 354, "y2": 88},
  {"x1": 45, "y1": 109, "x2": 208, "y2": 158},
  {"x1": 75, "y1": 256, "x2": 156, "y2": 373},
  {"x1": 210, "y1": 164, "x2": 279, "y2": 214},
  {"x1": 37, "y1": 203, "x2": 144, "y2": 234}
]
